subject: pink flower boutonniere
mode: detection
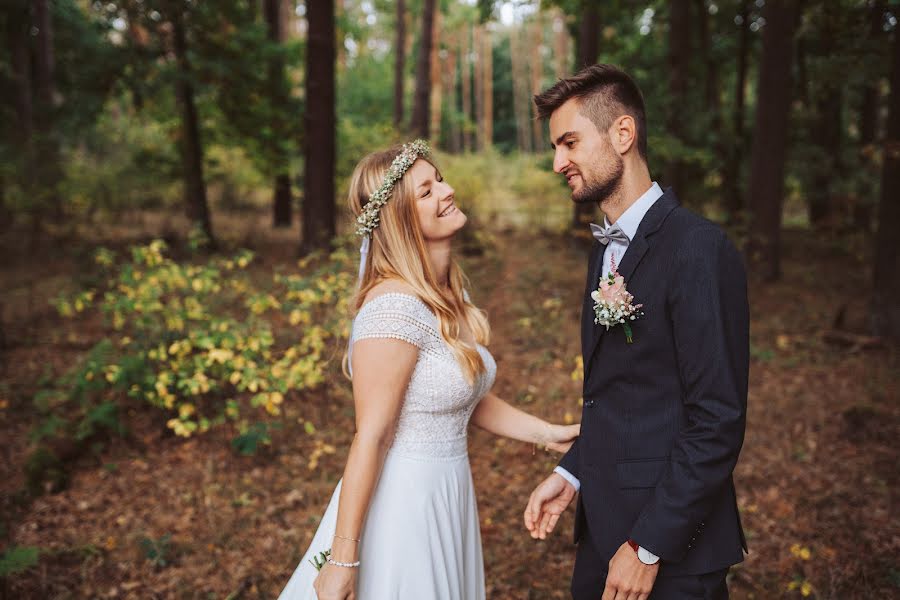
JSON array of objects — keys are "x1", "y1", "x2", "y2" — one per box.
[{"x1": 591, "y1": 256, "x2": 645, "y2": 344}]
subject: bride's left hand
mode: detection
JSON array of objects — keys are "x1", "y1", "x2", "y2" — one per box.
[{"x1": 544, "y1": 422, "x2": 580, "y2": 453}]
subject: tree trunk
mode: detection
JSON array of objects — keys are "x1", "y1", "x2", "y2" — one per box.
[
  {"x1": 808, "y1": 90, "x2": 842, "y2": 227},
  {"x1": 664, "y1": 0, "x2": 691, "y2": 201},
  {"x1": 335, "y1": 0, "x2": 345, "y2": 71},
  {"x1": 856, "y1": 1, "x2": 885, "y2": 230},
  {"x1": 474, "y1": 24, "x2": 484, "y2": 151},
  {"x1": 576, "y1": 6, "x2": 598, "y2": 68},
  {"x1": 429, "y1": 8, "x2": 442, "y2": 143},
  {"x1": 7, "y1": 1, "x2": 33, "y2": 147},
  {"x1": 282, "y1": 0, "x2": 298, "y2": 40},
  {"x1": 33, "y1": 0, "x2": 55, "y2": 127},
  {"x1": 553, "y1": 9, "x2": 569, "y2": 79},
  {"x1": 33, "y1": 0, "x2": 62, "y2": 222},
  {"x1": 394, "y1": 0, "x2": 406, "y2": 128},
  {"x1": 695, "y1": 0, "x2": 716, "y2": 115},
  {"x1": 696, "y1": 0, "x2": 723, "y2": 212},
  {"x1": 4, "y1": 1, "x2": 31, "y2": 230},
  {"x1": 171, "y1": 4, "x2": 215, "y2": 248},
  {"x1": 301, "y1": 0, "x2": 336, "y2": 254},
  {"x1": 530, "y1": 17, "x2": 544, "y2": 152},
  {"x1": 871, "y1": 19, "x2": 900, "y2": 341},
  {"x1": 510, "y1": 28, "x2": 531, "y2": 152},
  {"x1": 806, "y1": 4, "x2": 843, "y2": 228},
  {"x1": 572, "y1": 5, "x2": 599, "y2": 233},
  {"x1": 265, "y1": 0, "x2": 292, "y2": 228},
  {"x1": 724, "y1": 0, "x2": 750, "y2": 223},
  {"x1": 410, "y1": 0, "x2": 436, "y2": 138},
  {"x1": 461, "y1": 26, "x2": 472, "y2": 152},
  {"x1": 443, "y1": 36, "x2": 460, "y2": 153},
  {"x1": 482, "y1": 25, "x2": 493, "y2": 150},
  {"x1": 747, "y1": 0, "x2": 801, "y2": 280}
]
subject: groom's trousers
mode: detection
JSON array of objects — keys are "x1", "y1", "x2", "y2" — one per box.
[{"x1": 571, "y1": 536, "x2": 729, "y2": 600}]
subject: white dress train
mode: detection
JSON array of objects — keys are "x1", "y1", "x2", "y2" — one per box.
[{"x1": 278, "y1": 293, "x2": 496, "y2": 599}]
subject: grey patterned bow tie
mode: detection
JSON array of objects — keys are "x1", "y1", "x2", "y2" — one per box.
[{"x1": 590, "y1": 222, "x2": 630, "y2": 246}]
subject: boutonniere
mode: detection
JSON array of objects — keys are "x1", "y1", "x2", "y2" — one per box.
[{"x1": 591, "y1": 256, "x2": 644, "y2": 344}]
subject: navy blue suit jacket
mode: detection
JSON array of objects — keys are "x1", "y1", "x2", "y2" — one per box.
[{"x1": 559, "y1": 188, "x2": 749, "y2": 577}]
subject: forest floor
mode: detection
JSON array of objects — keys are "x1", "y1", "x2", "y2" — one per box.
[{"x1": 0, "y1": 213, "x2": 897, "y2": 599}]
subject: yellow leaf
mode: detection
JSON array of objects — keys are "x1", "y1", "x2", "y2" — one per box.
[
  {"x1": 208, "y1": 348, "x2": 234, "y2": 364},
  {"x1": 776, "y1": 334, "x2": 790, "y2": 350}
]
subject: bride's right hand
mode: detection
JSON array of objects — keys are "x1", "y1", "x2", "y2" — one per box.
[
  {"x1": 545, "y1": 422, "x2": 581, "y2": 453},
  {"x1": 313, "y1": 563, "x2": 357, "y2": 600}
]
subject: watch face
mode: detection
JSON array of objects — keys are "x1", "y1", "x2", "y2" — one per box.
[{"x1": 637, "y1": 546, "x2": 660, "y2": 565}]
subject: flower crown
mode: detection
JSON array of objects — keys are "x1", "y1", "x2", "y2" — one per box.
[{"x1": 355, "y1": 139, "x2": 432, "y2": 237}]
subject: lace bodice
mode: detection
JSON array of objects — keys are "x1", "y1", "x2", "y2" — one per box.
[{"x1": 350, "y1": 292, "x2": 496, "y2": 459}]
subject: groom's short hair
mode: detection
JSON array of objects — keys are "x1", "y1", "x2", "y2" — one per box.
[{"x1": 534, "y1": 64, "x2": 648, "y2": 162}]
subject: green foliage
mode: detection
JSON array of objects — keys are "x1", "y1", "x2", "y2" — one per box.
[
  {"x1": 231, "y1": 422, "x2": 276, "y2": 456},
  {"x1": 0, "y1": 0, "x2": 125, "y2": 216},
  {"x1": 24, "y1": 447, "x2": 67, "y2": 496},
  {"x1": 337, "y1": 120, "x2": 402, "y2": 186},
  {"x1": 438, "y1": 150, "x2": 569, "y2": 231},
  {"x1": 138, "y1": 533, "x2": 173, "y2": 568},
  {"x1": 0, "y1": 545, "x2": 41, "y2": 577},
  {"x1": 44, "y1": 238, "x2": 355, "y2": 451}
]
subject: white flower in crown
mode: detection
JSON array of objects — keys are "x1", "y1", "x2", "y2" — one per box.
[{"x1": 355, "y1": 139, "x2": 432, "y2": 237}]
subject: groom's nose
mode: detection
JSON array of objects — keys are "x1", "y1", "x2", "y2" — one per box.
[{"x1": 553, "y1": 149, "x2": 570, "y2": 174}]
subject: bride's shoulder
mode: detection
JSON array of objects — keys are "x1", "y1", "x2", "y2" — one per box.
[
  {"x1": 352, "y1": 281, "x2": 439, "y2": 349},
  {"x1": 358, "y1": 281, "x2": 433, "y2": 320},
  {"x1": 362, "y1": 280, "x2": 419, "y2": 305}
]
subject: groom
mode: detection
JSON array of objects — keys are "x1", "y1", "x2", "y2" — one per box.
[{"x1": 524, "y1": 64, "x2": 749, "y2": 600}]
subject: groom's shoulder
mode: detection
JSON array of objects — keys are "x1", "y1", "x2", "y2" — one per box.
[
  {"x1": 665, "y1": 205, "x2": 740, "y2": 258},
  {"x1": 666, "y1": 205, "x2": 727, "y2": 241}
]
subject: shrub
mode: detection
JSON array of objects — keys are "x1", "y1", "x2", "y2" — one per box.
[{"x1": 42, "y1": 239, "x2": 356, "y2": 453}]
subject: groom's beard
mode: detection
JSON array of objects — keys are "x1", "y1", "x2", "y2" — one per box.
[{"x1": 572, "y1": 154, "x2": 625, "y2": 207}]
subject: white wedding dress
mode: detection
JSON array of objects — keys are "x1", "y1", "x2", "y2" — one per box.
[{"x1": 278, "y1": 292, "x2": 496, "y2": 599}]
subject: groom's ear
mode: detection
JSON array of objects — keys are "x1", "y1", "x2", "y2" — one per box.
[{"x1": 610, "y1": 115, "x2": 637, "y2": 156}]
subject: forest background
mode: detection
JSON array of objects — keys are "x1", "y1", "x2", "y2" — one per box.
[{"x1": 0, "y1": 0, "x2": 898, "y2": 598}]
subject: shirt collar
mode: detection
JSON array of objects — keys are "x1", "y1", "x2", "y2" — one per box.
[{"x1": 603, "y1": 181, "x2": 663, "y2": 241}]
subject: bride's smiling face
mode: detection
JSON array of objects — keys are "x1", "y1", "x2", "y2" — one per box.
[{"x1": 408, "y1": 158, "x2": 466, "y2": 241}]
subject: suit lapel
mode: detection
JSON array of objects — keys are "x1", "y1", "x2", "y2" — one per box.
[
  {"x1": 581, "y1": 240, "x2": 604, "y2": 369},
  {"x1": 583, "y1": 188, "x2": 680, "y2": 369}
]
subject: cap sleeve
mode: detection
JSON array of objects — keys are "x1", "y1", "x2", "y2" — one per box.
[{"x1": 351, "y1": 293, "x2": 438, "y2": 350}]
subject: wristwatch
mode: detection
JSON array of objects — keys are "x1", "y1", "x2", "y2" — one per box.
[{"x1": 627, "y1": 539, "x2": 660, "y2": 565}]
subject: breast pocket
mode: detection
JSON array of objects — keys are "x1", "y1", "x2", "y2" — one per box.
[{"x1": 616, "y1": 457, "x2": 668, "y2": 489}]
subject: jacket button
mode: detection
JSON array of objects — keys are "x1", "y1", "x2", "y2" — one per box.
[{"x1": 585, "y1": 399, "x2": 595, "y2": 407}]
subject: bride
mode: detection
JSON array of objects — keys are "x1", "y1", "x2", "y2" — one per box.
[{"x1": 278, "y1": 140, "x2": 579, "y2": 600}]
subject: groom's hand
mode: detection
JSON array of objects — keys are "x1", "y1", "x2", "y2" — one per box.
[
  {"x1": 524, "y1": 472, "x2": 576, "y2": 540},
  {"x1": 602, "y1": 541, "x2": 659, "y2": 600}
]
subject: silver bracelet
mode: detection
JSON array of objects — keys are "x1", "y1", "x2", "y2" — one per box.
[{"x1": 326, "y1": 557, "x2": 361, "y2": 568}]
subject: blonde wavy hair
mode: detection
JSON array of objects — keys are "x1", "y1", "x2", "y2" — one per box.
[{"x1": 345, "y1": 145, "x2": 490, "y2": 382}]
